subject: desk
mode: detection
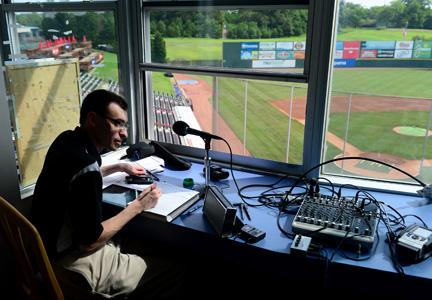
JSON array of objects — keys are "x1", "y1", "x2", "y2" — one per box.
[{"x1": 102, "y1": 160, "x2": 432, "y2": 297}]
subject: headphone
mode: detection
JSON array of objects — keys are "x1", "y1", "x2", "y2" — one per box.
[{"x1": 203, "y1": 165, "x2": 230, "y2": 181}]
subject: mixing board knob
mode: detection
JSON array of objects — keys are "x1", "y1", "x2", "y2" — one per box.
[
  {"x1": 364, "y1": 228, "x2": 370, "y2": 235},
  {"x1": 354, "y1": 226, "x2": 359, "y2": 233}
]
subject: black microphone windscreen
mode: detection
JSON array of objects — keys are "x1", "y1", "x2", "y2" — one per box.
[{"x1": 172, "y1": 121, "x2": 189, "y2": 136}]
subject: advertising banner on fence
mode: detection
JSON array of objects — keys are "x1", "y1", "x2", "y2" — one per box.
[
  {"x1": 276, "y1": 42, "x2": 293, "y2": 50},
  {"x1": 413, "y1": 40, "x2": 432, "y2": 58},
  {"x1": 361, "y1": 40, "x2": 395, "y2": 50},
  {"x1": 336, "y1": 41, "x2": 344, "y2": 50},
  {"x1": 258, "y1": 51, "x2": 276, "y2": 60},
  {"x1": 294, "y1": 51, "x2": 305, "y2": 59},
  {"x1": 394, "y1": 49, "x2": 412, "y2": 58},
  {"x1": 252, "y1": 60, "x2": 296, "y2": 68},
  {"x1": 276, "y1": 50, "x2": 294, "y2": 60},
  {"x1": 241, "y1": 42, "x2": 259, "y2": 50},
  {"x1": 293, "y1": 41, "x2": 306, "y2": 51},
  {"x1": 377, "y1": 49, "x2": 395, "y2": 58},
  {"x1": 240, "y1": 50, "x2": 258, "y2": 60},
  {"x1": 334, "y1": 59, "x2": 357, "y2": 68},
  {"x1": 334, "y1": 50, "x2": 343, "y2": 59},
  {"x1": 343, "y1": 41, "x2": 360, "y2": 50},
  {"x1": 396, "y1": 41, "x2": 413, "y2": 49},
  {"x1": 259, "y1": 42, "x2": 276, "y2": 50},
  {"x1": 343, "y1": 49, "x2": 360, "y2": 59},
  {"x1": 360, "y1": 49, "x2": 378, "y2": 58}
]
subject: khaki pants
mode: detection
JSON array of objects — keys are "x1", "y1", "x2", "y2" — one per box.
[{"x1": 57, "y1": 242, "x2": 147, "y2": 298}]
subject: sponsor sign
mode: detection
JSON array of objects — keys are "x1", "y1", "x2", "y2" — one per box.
[
  {"x1": 413, "y1": 40, "x2": 432, "y2": 58},
  {"x1": 293, "y1": 41, "x2": 306, "y2": 50},
  {"x1": 377, "y1": 49, "x2": 395, "y2": 58},
  {"x1": 343, "y1": 41, "x2": 360, "y2": 50},
  {"x1": 240, "y1": 50, "x2": 253, "y2": 60},
  {"x1": 259, "y1": 42, "x2": 276, "y2": 50},
  {"x1": 258, "y1": 51, "x2": 276, "y2": 60},
  {"x1": 240, "y1": 50, "x2": 259, "y2": 60},
  {"x1": 276, "y1": 50, "x2": 294, "y2": 59},
  {"x1": 396, "y1": 41, "x2": 413, "y2": 50},
  {"x1": 252, "y1": 60, "x2": 296, "y2": 68},
  {"x1": 241, "y1": 42, "x2": 259, "y2": 50},
  {"x1": 336, "y1": 41, "x2": 344, "y2": 50},
  {"x1": 334, "y1": 50, "x2": 343, "y2": 59},
  {"x1": 394, "y1": 49, "x2": 413, "y2": 58},
  {"x1": 343, "y1": 49, "x2": 359, "y2": 59},
  {"x1": 414, "y1": 40, "x2": 432, "y2": 49},
  {"x1": 276, "y1": 42, "x2": 293, "y2": 50},
  {"x1": 360, "y1": 49, "x2": 377, "y2": 58},
  {"x1": 333, "y1": 59, "x2": 357, "y2": 68},
  {"x1": 361, "y1": 40, "x2": 395, "y2": 50},
  {"x1": 294, "y1": 51, "x2": 305, "y2": 59}
]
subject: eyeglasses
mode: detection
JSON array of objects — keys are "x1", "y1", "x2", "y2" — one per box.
[{"x1": 104, "y1": 116, "x2": 129, "y2": 130}]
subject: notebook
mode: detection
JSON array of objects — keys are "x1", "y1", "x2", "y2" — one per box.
[{"x1": 103, "y1": 181, "x2": 200, "y2": 222}]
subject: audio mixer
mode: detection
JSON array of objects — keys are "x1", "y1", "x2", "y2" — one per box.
[{"x1": 291, "y1": 194, "x2": 380, "y2": 249}]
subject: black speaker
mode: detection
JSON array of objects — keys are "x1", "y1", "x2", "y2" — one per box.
[
  {"x1": 126, "y1": 142, "x2": 155, "y2": 160},
  {"x1": 150, "y1": 141, "x2": 191, "y2": 170},
  {"x1": 203, "y1": 186, "x2": 236, "y2": 238},
  {"x1": 202, "y1": 165, "x2": 229, "y2": 181}
]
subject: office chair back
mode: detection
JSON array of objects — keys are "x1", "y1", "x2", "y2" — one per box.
[{"x1": 0, "y1": 196, "x2": 64, "y2": 300}]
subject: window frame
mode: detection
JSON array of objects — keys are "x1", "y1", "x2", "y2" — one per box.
[{"x1": 137, "y1": 0, "x2": 336, "y2": 178}]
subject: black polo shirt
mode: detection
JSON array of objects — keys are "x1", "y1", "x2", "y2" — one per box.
[{"x1": 31, "y1": 127, "x2": 104, "y2": 258}]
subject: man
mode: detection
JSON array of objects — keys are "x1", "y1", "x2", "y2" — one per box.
[{"x1": 31, "y1": 89, "x2": 179, "y2": 298}]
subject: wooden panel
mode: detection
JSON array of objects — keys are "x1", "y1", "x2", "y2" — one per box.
[{"x1": 5, "y1": 59, "x2": 81, "y2": 187}]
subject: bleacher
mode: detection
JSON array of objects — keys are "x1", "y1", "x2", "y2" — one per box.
[
  {"x1": 152, "y1": 91, "x2": 194, "y2": 146},
  {"x1": 79, "y1": 72, "x2": 120, "y2": 98}
]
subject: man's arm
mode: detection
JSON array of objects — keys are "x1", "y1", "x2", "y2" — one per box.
[
  {"x1": 81, "y1": 184, "x2": 161, "y2": 252},
  {"x1": 100, "y1": 162, "x2": 145, "y2": 177}
]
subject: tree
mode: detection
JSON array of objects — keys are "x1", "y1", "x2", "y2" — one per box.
[{"x1": 152, "y1": 32, "x2": 167, "y2": 63}]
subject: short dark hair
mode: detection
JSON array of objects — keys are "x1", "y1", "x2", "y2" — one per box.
[{"x1": 79, "y1": 89, "x2": 128, "y2": 125}]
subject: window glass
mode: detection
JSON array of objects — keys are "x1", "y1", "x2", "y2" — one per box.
[
  {"x1": 11, "y1": 11, "x2": 120, "y2": 97},
  {"x1": 149, "y1": 70, "x2": 307, "y2": 164},
  {"x1": 148, "y1": 8, "x2": 308, "y2": 74},
  {"x1": 5, "y1": 10, "x2": 119, "y2": 189},
  {"x1": 323, "y1": 0, "x2": 432, "y2": 184}
]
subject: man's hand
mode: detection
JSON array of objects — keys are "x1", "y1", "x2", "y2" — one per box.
[
  {"x1": 134, "y1": 183, "x2": 161, "y2": 211},
  {"x1": 121, "y1": 162, "x2": 145, "y2": 176}
]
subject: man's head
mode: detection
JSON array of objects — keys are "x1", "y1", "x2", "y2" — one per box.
[{"x1": 80, "y1": 89, "x2": 129, "y2": 151}]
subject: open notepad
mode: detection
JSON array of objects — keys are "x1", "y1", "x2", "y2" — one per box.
[{"x1": 103, "y1": 181, "x2": 200, "y2": 222}]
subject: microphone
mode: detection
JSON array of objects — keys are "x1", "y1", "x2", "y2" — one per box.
[{"x1": 172, "y1": 121, "x2": 222, "y2": 140}]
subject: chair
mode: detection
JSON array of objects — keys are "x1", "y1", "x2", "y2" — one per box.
[{"x1": 0, "y1": 195, "x2": 64, "y2": 300}]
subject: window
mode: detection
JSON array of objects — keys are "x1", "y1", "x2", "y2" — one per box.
[
  {"x1": 323, "y1": 0, "x2": 432, "y2": 185},
  {"x1": 1, "y1": 2, "x2": 121, "y2": 192},
  {"x1": 139, "y1": 1, "x2": 334, "y2": 175}
]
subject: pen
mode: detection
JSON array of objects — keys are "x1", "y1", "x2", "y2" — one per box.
[
  {"x1": 146, "y1": 169, "x2": 160, "y2": 182},
  {"x1": 186, "y1": 204, "x2": 203, "y2": 215},
  {"x1": 241, "y1": 203, "x2": 251, "y2": 221}
]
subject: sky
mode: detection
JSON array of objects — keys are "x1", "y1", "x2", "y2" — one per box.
[{"x1": 347, "y1": 0, "x2": 393, "y2": 8}]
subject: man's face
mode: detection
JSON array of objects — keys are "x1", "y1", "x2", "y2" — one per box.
[{"x1": 100, "y1": 102, "x2": 129, "y2": 150}]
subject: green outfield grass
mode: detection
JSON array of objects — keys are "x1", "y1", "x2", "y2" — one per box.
[
  {"x1": 337, "y1": 28, "x2": 432, "y2": 41},
  {"x1": 92, "y1": 51, "x2": 118, "y2": 81},
  {"x1": 328, "y1": 110, "x2": 432, "y2": 160},
  {"x1": 332, "y1": 68, "x2": 432, "y2": 98},
  {"x1": 151, "y1": 72, "x2": 175, "y2": 93}
]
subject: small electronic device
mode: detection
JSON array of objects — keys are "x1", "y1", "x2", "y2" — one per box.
[
  {"x1": 396, "y1": 224, "x2": 432, "y2": 263},
  {"x1": 203, "y1": 185, "x2": 237, "y2": 238},
  {"x1": 290, "y1": 235, "x2": 312, "y2": 256},
  {"x1": 239, "y1": 224, "x2": 266, "y2": 243},
  {"x1": 125, "y1": 175, "x2": 153, "y2": 185},
  {"x1": 103, "y1": 185, "x2": 139, "y2": 207}
]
